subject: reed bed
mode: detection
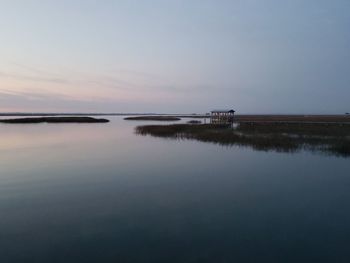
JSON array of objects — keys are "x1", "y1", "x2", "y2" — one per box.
[{"x1": 136, "y1": 123, "x2": 350, "y2": 157}]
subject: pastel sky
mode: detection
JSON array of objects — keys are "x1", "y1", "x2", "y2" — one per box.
[{"x1": 0, "y1": 0, "x2": 349, "y2": 114}]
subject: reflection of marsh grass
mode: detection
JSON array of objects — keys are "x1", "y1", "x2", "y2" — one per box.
[{"x1": 136, "y1": 123, "x2": 350, "y2": 157}]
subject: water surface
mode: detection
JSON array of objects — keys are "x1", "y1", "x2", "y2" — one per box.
[{"x1": 0, "y1": 117, "x2": 349, "y2": 262}]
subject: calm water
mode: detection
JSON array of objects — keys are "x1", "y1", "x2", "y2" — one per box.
[{"x1": 0, "y1": 117, "x2": 349, "y2": 263}]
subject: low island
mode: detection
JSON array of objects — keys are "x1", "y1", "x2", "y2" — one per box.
[
  {"x1": 124, "y1": 116, "x2": 181, "y2": 121},
  {"x1": 0, "y1": 117, "x2": 110, "y2": 124}
]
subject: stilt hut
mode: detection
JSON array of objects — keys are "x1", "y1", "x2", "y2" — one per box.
[{"x1": 210, "y1": 109, "x2": 235, "y2": 124}]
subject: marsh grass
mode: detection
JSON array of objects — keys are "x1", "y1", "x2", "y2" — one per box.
[
  {"x1": 124, "y1": 116, "x2": 181, "y2": 121},
  {"x1": 236, "y1": 122, "x2": 350, "y2": 137},
  {"x1": 136, "y1": 123, "x2": 350, "y2": 157},
  {"x1": 0, "y1": 117, "x2": 109, "y2": 123}
]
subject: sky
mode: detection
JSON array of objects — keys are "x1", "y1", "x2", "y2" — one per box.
[{"x1": 0, "y1": 0, "x2": 349, "y2": 114}]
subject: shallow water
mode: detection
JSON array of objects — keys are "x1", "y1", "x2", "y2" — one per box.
[{"x1": 0, "y1": 117, "x2": 349, "y2": 262}]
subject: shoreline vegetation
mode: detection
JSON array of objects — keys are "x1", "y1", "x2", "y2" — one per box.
[
  {"x1": 135, "y1": 123, "x2": 350, "y2": 157},
  {"x1": 1, "y1": 113, "x2": 349, "y2": 122},
  {"x1": 0, "y1": 117, "x2": 109, "y2": 124},
  {"x1": 124, "y1": 114, "x2": 350, "y2": 123},
  {"x1": 124, "y1": 116, "x2": 181, "y2": 121},
  {"x1": 232, "y1": 115, "x2": 350, "y2": 123}
]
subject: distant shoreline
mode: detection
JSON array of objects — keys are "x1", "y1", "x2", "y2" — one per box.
[
  {"x1": 124, "y1": 116, "x2": 181, "y2": 121},
  {"x1": 1, "y1": 113, "x2": 349, "y2": 123},
  {"x1": 1, "y1": 114, "x2": 348, "y2": 125},
  {"x1": 0, "y1": 113, "x2": 157, "y2": 117},
  {"x1": 0, "y1": 117, "x2": 109, "y2": 124}
]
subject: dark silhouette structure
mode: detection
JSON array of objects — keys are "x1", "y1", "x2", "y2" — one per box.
[{"x1": 210, "y1": 109, "x2": 235, "y2": 124}]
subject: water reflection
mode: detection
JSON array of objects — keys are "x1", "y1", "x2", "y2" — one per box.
[{"x1": 0, "y1": 117, "x2": 349, "y2": 263}]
